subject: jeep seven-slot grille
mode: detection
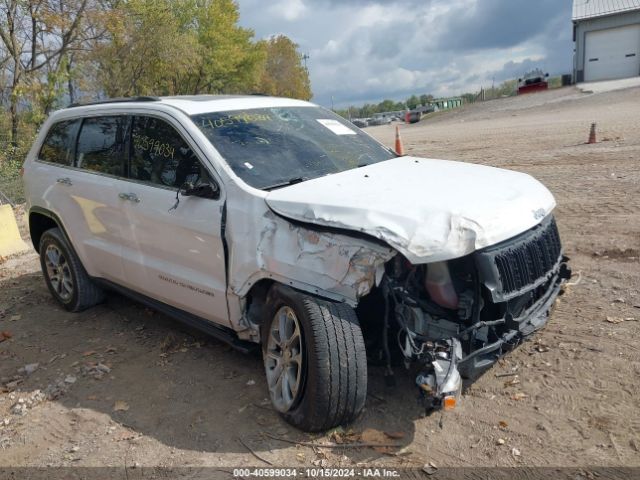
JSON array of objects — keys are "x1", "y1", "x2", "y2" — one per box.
[{"x1": 493, "y1": 218, "x2": 562, "y2": 295}]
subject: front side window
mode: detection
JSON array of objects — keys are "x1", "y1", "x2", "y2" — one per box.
[
  {"x1": 76, "y1": 116, "x2": 128, "y2": 177},
  {"x1": 191, "y1": 106, "x2": 395, "y2": 190},
  {"x1": 130, "y1": 116, "x2": 206, "y2": 188},
  {"x1": 39, "y1": 119, "x2": 80, "y2": 166}
]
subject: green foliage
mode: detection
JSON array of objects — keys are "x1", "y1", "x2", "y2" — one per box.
[
  {"x1": 406, "y1": 95, "x2": 420, "y2": 110},
  {"x1": 548, "y1": 76, "x2": 562, "y2": 89},
  {"x1": 0, "y1": 138, "x2": 30, "y2": 204},
  {"x1": 90, "y1": 0, "x2": 298, "y2": 98},
  {"x1": 258, "y1": 35, "x2": 312, "y2": 100},
  {"x1": 1, "y1": 0, "x2": 314, "y2": 153}
]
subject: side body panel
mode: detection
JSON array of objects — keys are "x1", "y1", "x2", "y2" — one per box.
[
  {"x1": 116, "y1": 183, "x2": 229, "y2": 326},
  {"x1": 23, "y1": 131, "x2": 126, "y2": 282}
]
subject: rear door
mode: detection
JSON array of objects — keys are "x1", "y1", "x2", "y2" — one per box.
[
  {"x1": 30, "y1": 116, "x2": 129, "y2": 282},
  {"x1": 116, "y1": 114, "x2": 229, "y2": 326}
]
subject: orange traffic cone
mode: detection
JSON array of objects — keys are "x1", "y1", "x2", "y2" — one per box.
[
  {"x1": 395, "y1": 125, "x2": 405, "y2": 155},
  {"x1": 587, "y1": 123, "x2": 597, "y2": 144}
]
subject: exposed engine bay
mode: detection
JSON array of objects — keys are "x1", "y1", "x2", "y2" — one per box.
[{"x1": 358, "y1": 215, "x2": 571, "y2": 412}]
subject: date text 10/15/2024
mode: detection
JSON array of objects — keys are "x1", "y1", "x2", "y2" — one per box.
[{"x1": 233, "y1": 468, "x2": 401, "y2": 478}]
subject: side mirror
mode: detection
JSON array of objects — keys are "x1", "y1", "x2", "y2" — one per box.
[
  {"x1": 181, "y1": 181, "x2": 220, "y2": 200},
  {"x1": 545, "y1": 73, "x2": 549, "y2": 77}
]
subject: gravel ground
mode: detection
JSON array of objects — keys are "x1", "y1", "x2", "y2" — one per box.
[{"x1": 1, "y1": 85, "x2": 639, "y2": 471}]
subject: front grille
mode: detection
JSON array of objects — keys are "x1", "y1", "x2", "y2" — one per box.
[
  {"x1": 494, "y1": 218, "x2": 562, "y2": 295},
  {"x1": 477, "y1": 216, "x2": 563, "y2": 301}
]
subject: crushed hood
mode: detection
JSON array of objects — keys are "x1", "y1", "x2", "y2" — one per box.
[{"x1": 265, "y1": 156, "x2": 556, "y2": 264}]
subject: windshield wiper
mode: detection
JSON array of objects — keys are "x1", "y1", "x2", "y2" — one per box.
[{"x1": 262, "y1": 176, "x2": 309, "y2": 191}]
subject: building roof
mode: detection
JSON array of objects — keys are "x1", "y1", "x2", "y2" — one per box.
[{"x1": 573, "y1": 0, "x2": 640, "y2": 20}]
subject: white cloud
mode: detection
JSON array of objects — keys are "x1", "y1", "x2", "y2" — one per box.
[
  {"x1": 237, "y1": 0, "x2": 573, "y2": 107},
  {"x1": 267, "y1": 0, "x2": 308, "y2": 21}
]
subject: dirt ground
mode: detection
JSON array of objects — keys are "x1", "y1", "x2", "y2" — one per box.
[{"x1": 1, "y1": 85, "x2": 639, "y2": 471}]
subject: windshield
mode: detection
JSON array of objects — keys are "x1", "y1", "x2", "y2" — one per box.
[{"x1": 191, "y1": 106, "x2": 396, "y2": 190}]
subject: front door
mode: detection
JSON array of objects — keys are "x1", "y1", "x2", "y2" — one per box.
[{"x1": 115, "y1": 114, "x2": 229, "y2": 327}]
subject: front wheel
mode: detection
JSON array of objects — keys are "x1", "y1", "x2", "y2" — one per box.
[{"x1": 262, "y1": 285, "x2": 367, "y2": 432}]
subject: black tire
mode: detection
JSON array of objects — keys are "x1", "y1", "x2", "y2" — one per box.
[
  {"x1": 262, "y1": 285, "x2": 367, "y2": 432},
  {"x1": 39, "y1": 227, "x2": 104, "y2": 312}
]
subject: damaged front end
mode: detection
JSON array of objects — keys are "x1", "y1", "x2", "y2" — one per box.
[{"x1": 365, "y1": 215, "x2": 571, "y2": 413}]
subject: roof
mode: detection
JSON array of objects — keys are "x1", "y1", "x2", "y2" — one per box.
[
  {"x1": 572, "y1": 0, "x2": 640, "y2": 20},
  {"x1": 65, "y1": 95, "x2": 314, "y2": 115}
]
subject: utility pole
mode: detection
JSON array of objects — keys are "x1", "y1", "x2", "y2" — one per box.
[{"x1": 302, "y1": 54, "x2": 310, "y2": 70}]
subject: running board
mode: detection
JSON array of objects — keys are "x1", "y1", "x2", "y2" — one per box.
[{"x1": 95, "y1": 279, "x2": 258, "y2": 354}]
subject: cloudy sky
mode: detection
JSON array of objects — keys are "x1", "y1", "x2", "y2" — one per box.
[{"x1": 237, "y1": 0, "x2": 574, "y2": 108}]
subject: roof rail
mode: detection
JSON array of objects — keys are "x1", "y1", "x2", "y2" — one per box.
[{"x1": 67, "y1": 96, "x2": 161, "y2": 108}]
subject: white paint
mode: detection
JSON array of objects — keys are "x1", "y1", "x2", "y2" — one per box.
[
  {"x1": 159, "y1": 95, "x2": 314, "y2": 115},
  {"x1": 584, "y1": 24, "x2": 640, "y2": 82},
  {"x1": 266, "y1": 156, "x2": 556, "y2": 264},
  {"x1": 26, "y1": 99, "x2": 559, "y2": 341}
]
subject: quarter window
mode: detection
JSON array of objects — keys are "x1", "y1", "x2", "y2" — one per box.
[
  {"x1": 76, "y1": 116, "x2": 128, "y2": 177},
  {"x1": 130, "y1": 116, "x2": 206, "y2": 188},
  {"x1": 39, "y1": 120, "x2": 80, "y2": 166}
]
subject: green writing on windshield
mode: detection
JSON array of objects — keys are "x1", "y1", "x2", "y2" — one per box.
[{"x1": 198, "y1": 112, "x2": 273, "y2": 129}]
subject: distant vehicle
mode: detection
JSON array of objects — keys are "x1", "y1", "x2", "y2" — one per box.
[
  {"x1": 368, "y1": 115, "x2": 392, "y2": 126},
  {"x1": 404, "y1": 104, "x2": 436, "y2": 124},
  {"x1": 518, "y1": 69, "x2": 549, "y2": 95},
  {"x1": 351, "y1": 118, "x2": 368, "y2": 128}
]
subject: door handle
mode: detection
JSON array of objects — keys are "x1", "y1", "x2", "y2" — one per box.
[
  {"x1": 118, "y1": 192, "x2": 140, "y2": 203},
  {"x1": 56, "y1": 177, "x2": 72, "y2": 186}
]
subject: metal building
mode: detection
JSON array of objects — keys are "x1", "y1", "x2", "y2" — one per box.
[{"x1": 573, "y1": 0, "x2": 640, "y2": 82}]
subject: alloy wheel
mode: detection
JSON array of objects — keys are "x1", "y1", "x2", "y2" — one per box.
[
  {"x1": 44, "y1": 244, "x2": 74, "y2": 301},
  {"x1": 265, "y1": 306, "x2": 303, "y2": 412}
]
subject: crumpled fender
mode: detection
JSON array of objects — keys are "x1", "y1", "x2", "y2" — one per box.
[{"x1": 225, "y1": 184, "x2": 395, "y2": 308}]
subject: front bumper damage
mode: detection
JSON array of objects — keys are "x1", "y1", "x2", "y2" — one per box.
[{"x1": 378, "y1": 216, "x2": 571, "y2": 413}]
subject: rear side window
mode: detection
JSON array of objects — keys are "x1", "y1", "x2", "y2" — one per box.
[
  {"x1": 130, "y1": 116, "x2": 206, "y2": 188},
  {"x1": 39, "y1": 120, "x2": 80, "y2": 166},
  {"x1": 76, "y1": 116, "x2": 128, "y2": 177}
]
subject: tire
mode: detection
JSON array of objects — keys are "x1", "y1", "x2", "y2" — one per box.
[
  {"x1": 39, "y1": 227, "x2": 104, "y2": 312},
  {"x1": 262, "y1": 285, "x2": 367, "y2": 432}
]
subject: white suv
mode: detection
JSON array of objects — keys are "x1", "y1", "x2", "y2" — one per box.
[{"x1": 23, "y1": 95, "x2": 570, "y2": 431}]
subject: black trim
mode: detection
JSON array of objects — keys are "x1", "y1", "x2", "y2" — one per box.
[
  {"x1": 475, "y1": 216, "x2": 563, "y2": 302},
  {"x1": 458, "y1": 270, "x2": 566, "y2": 378},
  {"x1": 94, "y1": 278, "x2": 257, "y2": 354}
]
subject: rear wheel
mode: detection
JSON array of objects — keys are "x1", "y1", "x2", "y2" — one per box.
[
  {"x1": 39, "y1": 228, "x2": 104, "y2": 312},
  {"x1": 262, "y1": 285, "x2": 367, "y2": 432}
]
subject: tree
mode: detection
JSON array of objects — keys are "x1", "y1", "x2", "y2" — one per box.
[
  {"x1": 258, "y1": 35, "x2": 311, "y2": 100},
  {"x1": 90, "y1": 0, "x2": 265, "y2": 97},
  {"x1": 377, "y1": 99, "x2": 397, "y2": 112},
  {"x1": 419, "y1": 93, "x2": 433, "y2": 105},
  {"x1": 406, "y1": 95, "x2": 420, "y2": 110},
  {"x1": 0, "y1": 0, "x2": 94, "y2": 143},
  {"x1": 174, "y1": 0, "x2": 265, "y2": 95},
  {"x1": 90, "y1": 0, "x2": 199, "y2": 97}
]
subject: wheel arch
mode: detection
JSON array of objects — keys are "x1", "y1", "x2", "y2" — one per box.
[
  {"x1": 242, "y1": 276, "x2": 365, "y2": 333},
  {"x1": 29, "y1": 207, "x2": 62, "y2": 253}
]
